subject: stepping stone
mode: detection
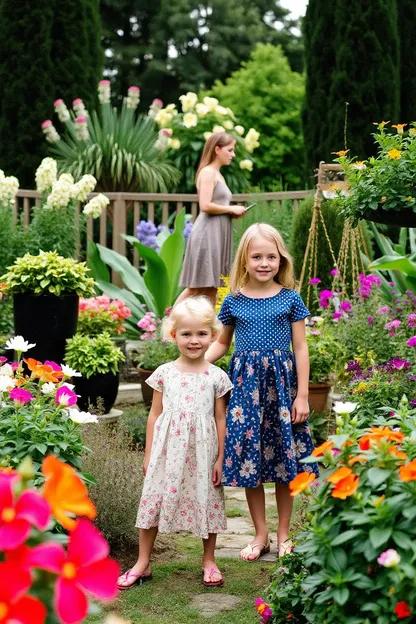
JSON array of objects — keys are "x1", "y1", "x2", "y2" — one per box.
[
  {"x1": 190, "y1": 593, "x2": 242, "y2": 618},
  {"x1": 222, "y1": 517, "x2": 253, "y2": 535},
  {"x1": 215, "y1": 547, "x2": 276, "y2": 562},
  {"x1": 216, "y1": 533, "x2": 254, "y2": 549}
]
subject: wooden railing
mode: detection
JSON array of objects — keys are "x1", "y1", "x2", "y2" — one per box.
[{"x1": 15, "y1": 190, "x2": 313, "y2": 267}]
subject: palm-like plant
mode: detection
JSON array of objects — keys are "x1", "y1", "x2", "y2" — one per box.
[{"x1": 42, "y1": 83, "x2": 181, "y2": 192}]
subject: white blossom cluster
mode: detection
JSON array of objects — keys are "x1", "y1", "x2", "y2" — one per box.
[
  {"x1": 83, "y1": 193, "x2": 110, "y2": 219},
  {"x1": 42, "y1": 120, "x2": 60, "y2": 143},
  {"x1": 74, "y1": 117, "x2": 89, "y2": 141},
  {"x1": 72, "y1": 174, "x2": 97, "y2": 202},
  {"x1": 98, "y1": 80, "x2": 111, "y2": 104},
  {"x1": 73, "y1": 98, "x2": 88, "y2": 118},
  {"x1": 54, "y1": 99, "x2": 70, "y2": 123},
  {"x1": 35, "y1": 158, "x2": 57, "y2": 193},
  {"x1": 126, "y1": 86, "x2": 140, "y2": 110},
  {"x1": 46, "y1": 176, "x2": 73, "y2": 209},
  {"x1": 0, "y1": 170, "x2": 19, "y2": 207},
  {"x1": 244, "y1": 128, "x2": 260, "y2": 153}
]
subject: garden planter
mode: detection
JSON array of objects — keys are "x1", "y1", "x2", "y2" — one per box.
[
  {"x1": 364, "y1": 206, "x2": 416, "y2": 228},
  {"x1": 308, "y1": 382, "x2": 331, "y2": 414},
  {"x1": 74, "y1": 372, "x2": 119, "y2": 414},
  {"x1": 138, "y1": 367, "x2": 154, "y2": 406},
  {"x1": 13, "y1": 293, "x2": 78, "y2": 364}
]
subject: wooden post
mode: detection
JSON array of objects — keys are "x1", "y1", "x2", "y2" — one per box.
[{"x1": 112, "y1": 195, "x2": 127, "y2": 285}]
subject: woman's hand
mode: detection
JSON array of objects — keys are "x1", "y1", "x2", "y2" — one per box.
[
  {"x1": 230, "y1": 205, "x2": 247, "y2": 218},
  {"x1": 291, "y1": 397, "x2": 310, "y2": 424},
  {"x1": 212, "y1": 459, "x2": 223, "y2": 486}
]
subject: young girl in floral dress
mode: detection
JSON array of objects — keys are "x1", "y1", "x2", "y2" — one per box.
[
  {"x1": 207, "y1": 223, "x2": 318, "y2": 560},
  {"x1": 117, "y1": 297, "x2": 232, "y2": 589}
]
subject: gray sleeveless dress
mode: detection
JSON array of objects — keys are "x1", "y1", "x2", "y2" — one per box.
[{"x1": 180, "y1": 180, "x2": 233, "y2": 288}]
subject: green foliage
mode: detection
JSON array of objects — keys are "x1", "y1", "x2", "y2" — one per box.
[
  {"x1": 65, "y1": 332, "x2": 125, "y2": 378},
  {"x1": 101, "y1": 0, "x2": 304, "y2": 108},
  {"x1": 0, "y1": 0, "x2": 102, "y2": 186},
  {"x1": 290, "y1": 196, "x2": 344, "y2": 304},
  {"x1": 0, "y1": 204, "x2": 18, "y2": 277},
  {"x1": 48, "y1": 91, "x2": 181, "y2": 192},
  {"x1": 233, "y1": 198, "x2": 295, "y2": 255},
  {"x1": 303, "y1": 0, "x2": 400, "y2": 174},
  {"x1": 119, "y1": 404, "x2": 150, "y2": 450},
  {"x1": 1, "y1": 251, "x2": 95, "y2": 297},
  {"x1": 210, "y1": 44, "x2": 305, "y2": 190},
  {"x1": 136, "y1": 338, "x2": 179, "y2": 371},
  {"x1": 26, "y1": 201, "x2": 78, "y2": 259},
  {"x1": 307, "y1": 327, "x2": 342, "y2": 384},
  {"x1": 335, "y1": 125, "x2": 416, "y2": 227},
  {"x1": 88, "y1": 209, "x2": 187, "y2": 325}
]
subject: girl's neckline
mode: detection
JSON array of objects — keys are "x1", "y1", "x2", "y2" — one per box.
[
  {"x1": 171, "y1": 361, "x2": 212, "y2": 375},
  {"x1": 238, "y1": 287, "x2": 288, "y2": 301}
]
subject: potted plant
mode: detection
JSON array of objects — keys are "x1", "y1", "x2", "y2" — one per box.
[
  {"x1": 135, "y1": 336, "x2": 179, "y2": 406},
  {"x1": 307, "y1": 327, "x2": 340, "y2": 413},
  {"x1": 334, "y1": 122, "x2": 416, "y2": 227},
  {"x1": 65, "y1": 332, "x2": 125, "y2": 413},
  {"x1": 0, "y1": 251, "x2": 95, "y2": 364}
]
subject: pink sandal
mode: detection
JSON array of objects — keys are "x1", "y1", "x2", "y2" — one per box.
[
  {"x1": 117, "y1": 568, "x2": 152, "y2": 590},
  {"x1": 202, "y1": 567, "x2": 224, "y2": 587}
]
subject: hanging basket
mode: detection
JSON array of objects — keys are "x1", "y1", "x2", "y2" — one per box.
[{"x1": 362, "y1": 206, "x2": 416, "y2": 228}]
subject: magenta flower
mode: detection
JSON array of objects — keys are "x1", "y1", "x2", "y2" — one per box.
[
  {"x1": 0, "y1": 356, "x2": 7, "y2": 364},
  {"x1": 367, "y1": 316, "x2": 373, "y2": 324},
  {"x1": 55, "y1": 386, "x2": 77, "y2": 408},
  {"x1": 407, "y1": 336, "x2": 416, "y2": 347},
  {"x1": 320, "y1": 289, "x2": 334, "y2": 299},
  {"x1": 44, "y1": 361, "x2": 62, "y2": 372},
  {"x1": 333, "y1": 311, "x2": 343, "y2": 320},
  {"x1": 330, "y1": 268, "x2": 339, "y2": 276},
  {"x1": 340, "y1": 300, "x2": 352, "y2": 312},
  {"x1": 408, "y1": 313, "x2": 416, "y2": 327},
  {"x1": 376, "y1": 306, "x2": 390, "y2": 314},
  {"x1": 309, "y1": 277, "x2": 321, "y2": 285},
  {"x1": 255, "y1": 597, "x2": 273, "y2": 623},
  {"x1": 385, "y1": 320, "x2": 401, "y2": 330},
  {"x1": 9, "y1": 388, "x2": 34, "y2": 408},
  {"x1": 410, "y1": 399, "x2": 416, "y2": 408}
]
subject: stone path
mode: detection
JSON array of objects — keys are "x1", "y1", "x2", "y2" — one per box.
[{"x1": 190, "y1": 594, "x2": 242, "y2": 618}]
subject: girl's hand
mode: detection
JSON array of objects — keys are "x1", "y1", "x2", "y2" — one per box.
[
  {"x1": 291, "y1": 397, "x2": 309, "y2": 424},
  {"x1": 212, "y1": 459, "x2": 223, "y2": 487}
]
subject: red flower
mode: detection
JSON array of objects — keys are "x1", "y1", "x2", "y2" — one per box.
[
  {"x1": 395, "y1": 601, "x2": 411, "y2": 619},
  {"x1": 0, "y1": 561, "x2": 46, "y2": 624},
  {"x1": 0, "y1": 475, "x2": 50, "y2": 550},
  {"x1": 32, "y1": 518, "x2": 119, "y2": 624}
]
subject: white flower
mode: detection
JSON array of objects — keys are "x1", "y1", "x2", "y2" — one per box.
[
  {"x1": 244, "y1": 128, "x2": 260, "y2": 153},
  {"x1": 0, "y1": 364, "x2": 13, "y2": 376},
  {"x1": 183, "y1": 112, "x2": 198, "y2": 128},
  {"x1": 154, "y1": 109, "x2": 173, "y2": 128},
  {"x1": 5, "y1": 336, "x2": 36, "y2": 353},
  {"x1": 72, "y1": 174, "x2": 96, "y2": 202},
  {"x1": 239, "y1": 159, "x2": 253, "y2": 171},
  {"x1": 54, "y1": 99, "x2": 71, "y2": 123},
  {"x1": 203, "y1": 132, "x2": 213, "y2": 141},
  {"x1": 35, "y1": 158, "x2": 57, "y2": 193},
  {"x1": 165, "y1": 104, "x2": 177, "y2": 115},
  {"x1": 195, "y1": 103, "x2": 209, "y2": 117},
  {"x1": 59, "y1": 173, "x2": 74, "y2": 185},
  {"x1": 41, "y1": 382, "x2": 56, "y2": 395},
  {"x1": 169, "y1": 138, "x2": 181, "y2": 150},
  {"x1": 212, "y1": 125, "x2": 225, "y2": 134},
  {"x1": 0, "y1": 175, "x2": 19, "y2": 208},
  {"x1": 67, "y1": 408, "x2": 98, "y2": 424},
  {"x1": 215, "y1": 105, "x2": 228, "y2": 117},
  {"x1": 224, "y1": 120, "x2": 234, "y2": 130},
  {"x1": 235, "y1": 125, "x2": 245, "y2": 136},
  {"x1": 61, "y1": 382, "x2": 76, "y2": 391},
  {"x1": 98, "y1": 80, "x2": 111, "y2": 104},
  {"x1": 377, "y1": 549, "x2": 401, "y2": 568},
  {"x1": 61, "y1": 364, "x2": 82, "y2": 378},
  {"x1": 333, "y1": 401, "x2": 358, "y2": 415},
  {"x1": 239, "y1": 459, "x2": 256, "y2": 478},
  {"x1": 179, "y1": 92, "x2": 198, "y2": 112},
  {"x1": 0, "y1": 376, "x2": 16, "y2": 391},
  {"x1": 83, "y1": 193, "x2": 110, "y2": 219},
  {"x1": 46, "y1": 177, "x2": 74, "y2": 209},
  {"x1": 203, "y1": 96, "x2": 219, "y2": 112}
]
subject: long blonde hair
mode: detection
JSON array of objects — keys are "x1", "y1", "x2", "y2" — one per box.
[
  {"x1": 195, "y1": 132, "x2": 235, "y2": 184},
  {"x1": 229, "y1": 223, "x2": 295, "y2": 294}
]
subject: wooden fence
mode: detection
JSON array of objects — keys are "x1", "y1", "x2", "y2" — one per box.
[{"x1": 14, "y1": 189, "x2": 312, "y2": 268}]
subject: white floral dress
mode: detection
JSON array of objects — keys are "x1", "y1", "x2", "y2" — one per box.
[{"x1": 136, "y1": 362, "x2": 233, "y2": 539}]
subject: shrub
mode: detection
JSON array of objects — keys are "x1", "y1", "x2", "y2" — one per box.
[
  {"x1": 119, "y1": 404, "x2": 149, "y2": 450},
  {"x1": 307, "y1": 324, "x2": 343, "y2": 383},
  {"x1": 233, "y1": 199, "x2": 294, "y2": 254},
  {"x1": 136, "y1": 337, "x2": 179, "y2": 371},
  {"x1": 82, "y1": 422, "x2": 145, "y2": 551},
  {"x1": 65, "y1": 332, "x2": 125, "y2": 378}
]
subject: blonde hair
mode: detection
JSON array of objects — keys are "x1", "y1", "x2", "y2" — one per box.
[
  {"x1": 162, "y1": 296, "x2": 222, "y2": 341},
  {"x1": 229, "y1": 223, "x2": 295, "y2": 294},
  {"x1": 195, "y1": 132, "x2": 235, "y2": 184}
]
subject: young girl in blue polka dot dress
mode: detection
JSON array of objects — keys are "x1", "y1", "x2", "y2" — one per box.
[{"x1": 207, "y1": 223, "x2": 318, "y2": 560}]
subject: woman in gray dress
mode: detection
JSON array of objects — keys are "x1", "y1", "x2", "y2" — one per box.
[{"x1": 177, "y1": 132, "x2": 247, "y2": 306}]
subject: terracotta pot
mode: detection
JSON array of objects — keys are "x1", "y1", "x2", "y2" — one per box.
[
  {"x1": 308, "y1": 382, "x2": 331, "y2": 414},
  {"x1": 138, "y1": 367, "x2": 154, "y2": 406}
]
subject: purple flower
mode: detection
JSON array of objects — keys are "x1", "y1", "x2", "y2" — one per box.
[
  {"x1": 136, "y1": 220, "x2": 160, "y2": 250},
  {"x1": 376, "y1": 306, "x2": 390, "y2": 314},
  {"x1": 408, "y1": 374, "x2": 416, "y2": 382},
  {"x1": 385, "y1": 320, "x2": 401, "y2": 330},
  {"x1": 309, "y1": 329, "x2": 321, "y2": 335},
  {"x1": 408, "y1": 336, "x2": 416, "y2": 347},
  {"x1": 184, "y1": 221, "x2": 193, "y2": 241},
  {"x1": 388, "y1": 357, "x2": 412, "y2": 371},
  {"x1": 320, "y1": 299, "x2": 330, "y2": 309},
  {"x1": 391, "y1": 290, "x2": 397, "y2": 295},
  {"x1": 330, "y1": 268, "x2": 339, "y2": 276},
  {"x1": 340, "y1": 300, "x2": 352, "y2": 312},
  {"x1": 309, "y1": 277, "x2": 321, "y2": 285},
  {"x1": 408, "y1": 313, "x2": 416, "y2": 327},
  {"x1": 367, "y1": 316, "x2": 373, "y2": 324},
  {"x1": 346, "y1": 360, "x2": 361, "y2": 372},
  {"x1": 359, "y1": 287, "x2": 371, "y2": 299},
  {"x1": 410, "y1": 398, "x2": 416, "y2": 407}
]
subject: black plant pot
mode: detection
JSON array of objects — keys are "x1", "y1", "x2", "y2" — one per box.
[
  {"x1": 365, "y1": 206, "x2": 416, "y2": 228},
  {"x1": 73, "y1": 372, "x2": 119, "y2": 414},
  {"x1": 13, "y1": 293, "x2": 79, "y2": 364}
]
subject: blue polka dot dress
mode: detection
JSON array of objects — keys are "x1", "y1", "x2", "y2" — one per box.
[{"x1": 218, "y1": 288, "x2": 318, "y2": 488}]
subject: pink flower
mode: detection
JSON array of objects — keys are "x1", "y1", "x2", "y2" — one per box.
[
  {"x1": 0, "y1": 356, "x2": 7, "y2": 364},
  {"x1": 376, "y1": 306, "x2": 390, "y2": 314},
  {"x1": 153, "y1": 98, "x2": 163, "y2": 106},
  {"x1": 0, "y1": 475, "x2": 50, "y2": 550},
  {"x1": 333, "y1": 311, "x2": 343, "y2": 321},
  {"x1": 54, "y1": 98, "x2": 64, "y2": 107},
  {"x1": 319, "y1": 289, "x2": 334, "y2": 299},
  {"x1": 377, "y1": 549, "x2": 400, "y2": 567},
  {"x1": 32, "y1": 518, "x2": 119, "y2": 624},
  {"x1": 9, "y1": 388, "x2": 34, "y2": 407},
  {"x1": 98, "y1": 80, "x2": 110, "y2": 86},
  {"x1": 0, "y1": 562, "x2": 47, "y2": 624},
  {"x1": 330, "y1": 268, "x2": 339, "y2": 276},
  {"x1": 340, "y1": 300, "x2": 352, "y2": 312},
  {"x1": 255, "y1": 597, "x2": 273, "y2": 623},
  {"x1": 41, "y1": 119, "x2": 52, "y2": 128},
  {"x1": 408, "y1": 313, "x2": 416, "y2": 327},
  {"x1": 309, "y1": 278, "x2": 321, "y2": 285},
  {"x1": 75, "y1": 116, "x2": 87, "y2": 124},
  {"x1": 44, "y1": 360, "x2": 62, "y2": 372},
  {"x1": 367, "y1": 316, "x2": 373, "y2": 324},
  {"x1": 407, "y1": 336, "x2": 416, "y2": 347},
  {"x1": 55, "y1": 386, "x2": 77, "y2": 408},
  {"x1": 128, "y1": 85, "x2": 140, "y2": 92},
  {"x1": 72, "y1": 98, "x2": 83, "y2": 106},
  {"x1": 385, "y1": 320, "x2": 401, "y2": 330}
]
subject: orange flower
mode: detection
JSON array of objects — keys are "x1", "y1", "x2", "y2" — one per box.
[
  {"x1": 399, "y1": 459, "x2": 416, "y2": 483},
  {"x1": 42, "y1": 456, "x2": 96, "y2": 530},
  {"x1": 289, "y1": 472, "x2": 316, "y2": 496},
  {"x1": 348, "y1": 455, "x2": 367, "y2": 466},
  {"x1": 331, "y1": 149, "x2": 349, "y2": 157},
  {"x1": 312, "y1": 440, "x2": 334, "y2": 457},
  {"x1": 387, "y1": 148, "x2": 401, "y2": 160},
  {"x1": 359, "y1": 427, "x2": 404, "y2": 450},
  {"x1": 25, "y1": 358, "x2": 64, "y2": 383},
  {"x1": 331, "y1": 473, "x2": 360, "y2": 499},
  {"x1": 388, "y1": 446, "x2": 408, "y2": 461},
  {"x1": 392, "y1": 123, "x2": 407, "y2": 134},
  {"x1": 327, "y1": 466, "x2": 352, "y2": 485}
]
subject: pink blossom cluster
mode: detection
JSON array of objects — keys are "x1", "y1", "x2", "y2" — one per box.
[
  {"x1": 138, "y1": 311, "x2": 158, "y2": 340},
  {"x1": 358, "y1": 273, "x2": 381, "y2": 299},
  {"x1": 79, "y1": 295, "x2": 131, "y2": 334}
]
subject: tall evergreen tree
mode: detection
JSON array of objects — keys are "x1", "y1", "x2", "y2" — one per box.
[
  {"x1": 0, "y1": 0, "x2": 103, "y2": 186},
  {"x1": 398, "y1": 0, "x2": 416, "y2": 124}
]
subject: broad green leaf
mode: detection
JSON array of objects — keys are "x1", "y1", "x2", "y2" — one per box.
[
  {"x1": 366, "y1": 467, "x2": 391, "y2": 487},
  {"x1": 332, "y1": 587, "x2": 349, "y2": 606},
  {"x1": 369, "y1": 526, "x2": 392, "y2": 549},
  {"x1": 331, "y1": 529, "x2": 362, "y2": 546},
  {"x1": 326, "y1": 548, "x2": 347, "y2": 572},
  {"x1": 159, "y1": 208, "x2": 186, "y2": 302},
  {"x1": 369, "y1": 254, "x2": 416, "y2": 278},
  {"x1": 87, "y1": 239, "x2": 110, "y2": 285}
]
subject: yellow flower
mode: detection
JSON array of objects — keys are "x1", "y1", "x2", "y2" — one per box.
[
  {"x1": 372, "y1": 120, "x2": 390, "y2": 127},
  {"x1": 410, "y1": 128, "x2": 416, "y2": 135},
  {"x1": 331, "y1": 149, "x2": 349, "y2": 157},
  {"x1": 392, "y1": 123, "x2": 407, "y2": 134},
  {"x1": 381, "y1": 195, "x2": 387, "y2": 202},
  {"x1": 387, "y1": 148, "x2": 401, "y2": 160},
  {"x1": 183, "y1": 112, "x2": 198, "y2": 128},
  {"x1": 406, "y1": 196, "x2": 413, "y2": 201},
  {"x1": 373, "y1": 495, "x2": 385, "y2": 507},
  {"x1": 356, "y1": 381, "x2": 367, "y2": 394},
  {"x1": 239, "y1": 159, "x2": 253, "y2": 171}
]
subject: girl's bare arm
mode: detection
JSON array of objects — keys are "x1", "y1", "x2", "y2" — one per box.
[
  {"x1": 291, "y1": 320, "x2": 310, "y2": 424},
  {"x1": 206, "y1": 325, "x2": 234, "y2": 363}
]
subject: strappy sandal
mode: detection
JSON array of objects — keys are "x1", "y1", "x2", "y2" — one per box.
[
  {"x1": 277, "y1": 539, "x2": 293, "y2": 558},
  {"x1": 202, "y1": 567, "x2": 224, "y2": 587},
  {"x1": 240, "y1": 539, "x2": 270, "y2": 561},
  {"x1": 116, "y1": 568, "x2": 152, "y2": 590}
]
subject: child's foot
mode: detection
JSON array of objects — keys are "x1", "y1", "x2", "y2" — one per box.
[
  {"x1": 240, "y1": 536, "x2": 270, "y2": 561},
  {"x1": 117, "y1": 563, "x2": 152, "y2": 590},
  {"x1": 202, "y1": 560, "x2": 223, "y2": 587},
  {"x1": 278, "y1": 538, "x2": 293, "y2": 558}
]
